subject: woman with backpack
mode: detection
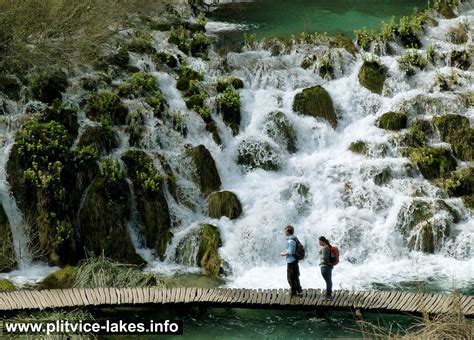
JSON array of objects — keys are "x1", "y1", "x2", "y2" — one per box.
[{"x1": 319, "y1": 236, "x2": 336, "y2": 300}]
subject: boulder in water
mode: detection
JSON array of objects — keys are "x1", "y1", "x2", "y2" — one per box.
[
  {"x1": 0, "y1": 204, "x2": 16, "y2": 272},
  {"x1": 292, "y1": 85, "x2": 337, "y2": 128},
  {"x1": 377, "y1": 111, "x2": 407, "y2": 131},
  {"x1": 30, "y1": 70, "x2": 68, "y2": 104},
  {"x1": 348, "y1": 140, "x2": 369, "y2": 155},
  {"x1": 39, "y1": 266, "x2": 78, "y2": 289},
  {"x1": 216, "y1": 86, "x2": 241, "y2": 135},
  {"x1": 409, "y1": 147, "x2": 457, "y2": 180},
  {"x1": 358, "y1": 60, "x2": 386, "y2": 95},
  {"x1": 432, "y1": 114, "x2": 473, "y2": 161},
  {"x1": 175, "y1": 224, "x2": 223, "y2": 277},
  {"x1": 237, "y1": 139, "x2": 282, "y2": 172},
  {"x1": 187, "y1": 145, "x2": 221, "y2": 196},
  {"x1": 207, "y1": 191, "x2": 242, "y2": 220},
  {"x1": 444, "y1": 167, "x2": 473, "y2": 197},
  {"x1": 216, "y1": 77, "x2": 244, "y2": 93},
  {"x1": 264, "y1": 111, "x2": 297, "y2": 153}
]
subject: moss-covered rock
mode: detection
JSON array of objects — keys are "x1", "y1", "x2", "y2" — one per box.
[
  {"x1": 176, "y1": 66, "x2": 203, "y2": 93},
  {"x1": 264, "y1": 111, "x2": 297, "y2": 153},
  {"x1": 439, "y1": 5, "x2": 457, "y2": 19},
  {"x1": 190, "y1": 32, "x2": 211, "y2": 58},
  {"x1": 77, "y1": 125, "x2": 118, "y2": 156},
  {"x1": 237, "y1": 140, "x2": 282, "y2": 172},
  {"x1": 0, "y1": 279, "x2": 16, "y2": 292},
  {"x1": 207, "y1": 191, "x2": 242, "y2": 220},
  {"x1": 118, "y1": 72, "x2": 159, "y2": 99},
  {"x1": 358, "y1": 61, "x2": 387, "y2": 95},
  {"x1": 444, "y1": 167, "x2": 473, "y2": 197},
  {"x1": 78, "y1": 174, "x2": 144, "y2": 265},
  {"x1": 432, "y1": 114, "x2": 473, "y2": 161},
  {"x1": 122, "y1": 150, "x2": 172, "y2": 260},
  {"x1": 403, "y1": 119, "x2": 433, "y2": 148},
  {"x1": 80, "y1": 73, "x2": 112, "y2": 91},
  {"x1": 0, "y1": 74, "x2": 22, "y2": 100},
  {"x1": 216, "y1": 77, "x2": 244, "y2": 93},
  {"x1": 216, "y1": 86, "x2": 241, "y2": 135},
  {"x1": 175, "y1": 224, "x2": 223, "y2": 277},
  {"x1": 409, "y1": 147, "x2": 457, "y2": 179},
  {"x1": 292, "y1": 85, "x2": 337, "y2": 128},
  {"x1": 374, "y1": 168, "x2": 392, "y2": 185},
  {"x1": 330, "y1": 33, "x2": 356, "y2": 56},
  {"x1": 187, "y1": 145, "x2": 221, "y2": 196},
  {"x1": 0, "y1": 204, "x2": 16, "y2": 272},
  {"x1": 451, "y1": 50, "x2": 471, "y2": 71},
  {"x1": 377, "y1": 111, "x2": 407, "y2": 131},
  {"x1": 31, "y1": 70, "x2": 68, "y2": 104},
  {"x1": 85, "y1": 91, "x2": 128, "y2": 125},
  {"x1": 396, "y1": 199, "x2": 454, "y2": 253},
  {"x1": 39, "y1": 266, "x2": 78, "y2": 289},
  {"x1": 349, "y1": 140, "x2": 369, "y2": 155},
  {"x1": 152, "y1": 52, "x2": 178, "y2": 69},
  {"x1": 447, "y1": 26, "x2": 468, "y2": 44}
]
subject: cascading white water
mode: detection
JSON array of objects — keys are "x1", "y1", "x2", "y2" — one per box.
[{"x1": 0, "y1": 3, "x2": 472, "y2": 293}]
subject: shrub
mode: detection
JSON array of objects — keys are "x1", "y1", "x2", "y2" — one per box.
[
  {"x1": 398, "y1": 50, "x2": 429, "y2": 76},
  {"x1": 99, "y1": 158, "x2": 124, "y2": 182}
]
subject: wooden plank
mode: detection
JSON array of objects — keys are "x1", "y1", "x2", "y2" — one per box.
[
  {"x1": 422, "y1": 294, "x2": 438, "y2": 313},
  {"x1": 424, "y1": 293, "x2": 441, "y2": 313},
  {"x1": 398, "y1": 292, "x2": 413, "y2": 311},
  {"x1": 339, "y1": 290, "x2": 352, "y2": 308},
  {"x1": 42, "y1": 290, "x2": 58, "y2": 308},
  {"x1": 385, "y1": 291, "x2": 402, "y2": 310},
  {"x1": 1, "y1": 292, "x2": 14, "y2": 310},
  {"x1": 376, "y1": 291, "x2": 390, "y2": 309},
  {"x1": 431, "y1": 294, "x2": 448, "y2": 314},
  {"x1": 19, "y1": 290, "x2": 36, "y2": 309}
]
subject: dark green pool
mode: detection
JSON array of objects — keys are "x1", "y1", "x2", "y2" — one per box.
[{"x1": 209, "y1": 0, "x2": 427, "y2": 38}]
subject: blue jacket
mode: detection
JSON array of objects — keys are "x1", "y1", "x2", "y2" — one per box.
[{"x1": 285, "y1": 235, "x2": 297, "y2": 263}]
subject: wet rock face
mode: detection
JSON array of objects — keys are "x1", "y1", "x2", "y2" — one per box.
[
  {"x1": 409, "y1": 147, "x2": 457, "y2": 180},
  {"x1": 207, "y1": 191, "x2": 242, "y2": 220},
  {"x1": 377, "y1": 111, "x2": 407, "y2": 131},
  {"x1": 78, "y1": 176, "x2": 145, "y2": 265},
  {"x1": 175, "y1": 224, "x2": 223, "y2": 277},
  {"x1": 396, "y1": 199, "x2": 456, "y2": 253},
  {"x1": 122, "y1": 150, "x2": 172, "y2": 260},
  {"x1": 0, "y1": 204, "x2": 16, "y2": 272},
  {"x1": 358, "y1": 61, "x2": 386, "y2": 95},
  {"x1": 432, "y1": 114, "x2": 473, "y2": 161},
  {"x1": 237, "y1": 139, "x2": 282, "y2": 172},
  {"x1": 292, "y1": 85, "x2": 337, "y2": 128},
  {"x1": 187, "y1": 145, "x2": 221, "y2": 196},
  {"x1": 264, "y1": 111, "x2": 297, "y2": 153}
]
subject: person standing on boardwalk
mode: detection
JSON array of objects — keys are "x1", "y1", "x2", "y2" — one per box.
[
  {"x1": 319, "y1": 236, "x2": 333, "y2": 300},
  {"x1": 280, "y1": 225, "x2": 303, "y2": 296}
]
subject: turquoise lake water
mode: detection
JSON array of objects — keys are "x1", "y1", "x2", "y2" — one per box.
[{"x1": 209, "y1": 0, "x2": 427, "y2": 38}]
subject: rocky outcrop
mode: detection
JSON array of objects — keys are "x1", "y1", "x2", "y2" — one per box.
[
  {"x1": 187, "y1": 145, "x2": 221, "y2": 196},
  {"x1": 293, "y1": 85, "x2": 337, "y2": 128},
  {"x1": 207, "y1": 191, "x2": 242, "y2": 220}
]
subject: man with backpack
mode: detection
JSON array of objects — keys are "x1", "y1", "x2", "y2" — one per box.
[
  {"x1": 318, "y1": 236, "x2": 339, "y2": 300},
  {"x1": 280, "y1": 225, "x2": 303, "y2": 297}
]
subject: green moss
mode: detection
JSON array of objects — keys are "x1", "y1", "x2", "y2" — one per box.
[
  {"x1": 0, "y1": 204, "x2": 16, "y2": 272},
  {"x1": 152, "y1": 52, "x2": 178, "y2": 68},
  {"x1": 374, "y1": 168, "x2": 392, "y2": 185},
  {"x1": 80, "y1": 73, "x2": 112, "y2": 92},
  {"x1": 31, "y1": 70, "x2": 68, "y2": 104},
  {"x1": 176, "y1": 224, "x2": 223, "y2": 277},
  {"x1": 0, "y1": 74, "x2": 22, "y2": 100},
  {"x1": 187, "y1": 145, "x2": 221, "y2": 196},
  {"x1": 330, "y1": 33, "x2": 356, "y2": 55},
  {"x1": 348, "y1": 140, "x2": 369, "y2": 155},
  {"x1": 122, "y1": 150, "x2": 172, "y2": 260},
  {"x1": 377, "y1": 111, "x2": 407, "y2": 131},
  {"x1": 158, "y1": 273, "x2": 224, "y2": 288},
  {"x1": 397, "y1": 15, "x2": 422, "y2": 48},
  {"x1": 216, "y1": 77, "x2": 244, "y2": 93},
  {"x1": 39, "y1": 266, "x2": 78, "y2": 289},
  {"x1": 78, "y1": 175, "x2": 144, "y2": 265},
  {"x1": 208, "y1": 191, "x2": 242, "y2": 220},
  {"x1": 398, "y1": 50, "x2": 428, "y2": 76},
  {"x1": 237, "y1": 140, "x2": 281, "y2": 172},
  {"x1": 444, "y1": 167, "x2": 473, "y2": 197},
  {"x1": 0, "y1": 279, "x2": 16, "y2": 292},
  {"x1": 127, "y1": 111, "x2": 145, "y2": 147},
  {"x1": 292, "y1": 85, "x2": 337, "y2": 128},
  {"x1": 44, "y1": 102, "x2": 79, "y2": 140},
  {"x1": 462, "y1": 195, "x2": 474, "y2": 212},
  {"x1": 451, "y1": 50, "x2": 471, "y2": 71},
  {"x1": 168, "y1": 26, "x2": 191, "y2": 54},
  {"x1": 85, "y1": 91, "x2": 128, "y2": 125},
  {"x1": 404, "y1": 119, "x2": 433, "y2": 148},
  {"x1": 190, "y1": 32, "x2": 211, "y2": 58},
  {"x1": 265, "y1": 111, "x2": 297, "y2": 153},
  {"x1": 216, "y1": 86, "x2": 241, "y2": 135},
  {"x1": 433, "y1": 114, "x2": 473, "y2": 161},
  {"x1": 439, "y1": 5, "x2": 457, "y2": 19},
  {"x1": 176, "y1": 66, "x2": 203, "y2": 93},
  {"x1": 77, "y1": 125, "x2": 118, "y2": 156},
  {"x1": 409, "y1": 147, "x2": 457, "y2": 179},
  {"x1": 358, "y1": 61, "x2": 387, "y2": 95},
  {"x1": 127, "y1": 36, "x2": 155, "y2": 54},
  {"x1": 118, "y1": 72, "x2": 159, "y2": 99}
]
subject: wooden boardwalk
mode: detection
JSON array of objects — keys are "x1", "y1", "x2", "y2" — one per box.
[{"x1": 0, "y1": 288, "x2": 472, "y2": 316}]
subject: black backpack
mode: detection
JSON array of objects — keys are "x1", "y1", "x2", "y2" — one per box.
[{"x1": 294, "y1": 237, "x2": 305, "y2": 261}]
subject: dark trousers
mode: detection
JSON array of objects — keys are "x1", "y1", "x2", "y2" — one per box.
[
  {"x1": 287, "y1": 260, "x2": 302, "y2": 295},
  {"x1": 320, "y1": 265, "x2": 333, "y2": 297}
]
